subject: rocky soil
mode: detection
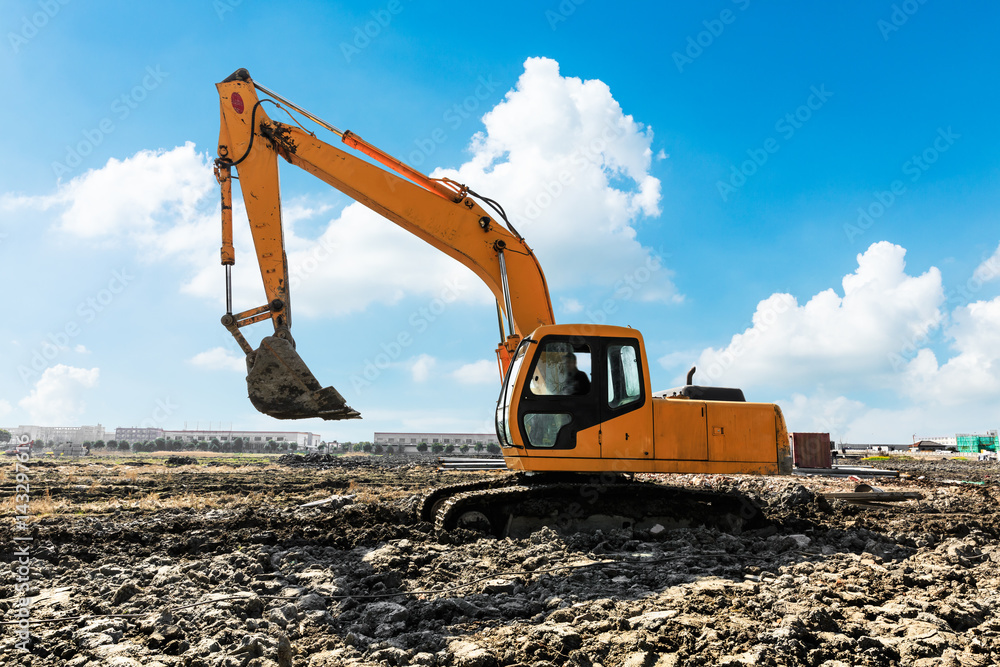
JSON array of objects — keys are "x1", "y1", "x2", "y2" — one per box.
[{"x1": 2, "y1": 454, "x2": 999, "y2": 666}]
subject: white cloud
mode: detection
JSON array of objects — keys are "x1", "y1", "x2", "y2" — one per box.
[
  {"x1": 696, "y1": 242, "x2": 944, "y2": 390},
  {"x1": 409, "y1": 354, "x2": 436, "y2": 382},
  {"x1": 779, "y1": 392, "x2": 868, "y2": 442},
  {"x1": 452, "y1": 360, "x2": 499, "y2": 385},
  {"x1": 435, "y1": 57, "x2": 676, "y2": 301},
  {"x1": 5, "y1": 143, "x2": 221, "y2": 287},
  {"x1": 273, "y1": 207, "x2": 480, "y2": 317},
  {"x1": 692, "y1": 240, "x2": 1000, "y2": 443},
  {"x1": 74, "y1": 345, "x2": 90, "y2": 354},
  {"x1": 658, "y1": 349, "x2": 701, "y2": 373},
  {"x1": 188, "y1": 347, "x2": 246, "y2": 373},
  {"x1": 560, "y1": 298, "x2": 584, "y2": 314},
  {"x1": 9, "y1": 142, "x2": 214, "y2": 243},
  {"x1": 975, "y1": 242, "x2": 1000, "y2": 284},
  {"x1": 358, "y1": 407, "x2": 494, "y2": 434},
  {"x1": 900, "y1": 296, "x2": 1000, "y2": 405},
  {"x1": 18, "y1": 365, "x2": 99, "y2": 424},
  {"x1": 0, "y1": 399, "x2": 11, "y2": 419},
  {"x1": 777, "y1": 390, "x2": 1000, "y2": 444},
  {"x1": 282, "y1": 201, "x2": 333, "y2": 228},
  {"x1": 10, "y1": 58, "x2": 675, "y2": 321},
  {"x1": 836, "y1": 404, "x2": 936, "y2": 444}
]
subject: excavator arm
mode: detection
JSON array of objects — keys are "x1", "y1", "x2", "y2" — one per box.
[{"x1": 215, "y1": 69, "x2": 555, "y2": 420}]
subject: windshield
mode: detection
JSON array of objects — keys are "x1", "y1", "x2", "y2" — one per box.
[
  {"x1": 528, "y1": 340, "x2": 592, "y2": 396},
  {"x1": 495, "y1": 339, "x2": 531, "y2": 447}
]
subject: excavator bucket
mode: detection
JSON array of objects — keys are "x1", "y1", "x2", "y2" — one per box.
[{"x1": 246, "y1": 336, "x2": 361, "y2": 420}]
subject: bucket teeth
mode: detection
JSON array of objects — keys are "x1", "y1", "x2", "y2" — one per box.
[{"x1": 246, "y1": 336, "x2": 361, "y2": 420}]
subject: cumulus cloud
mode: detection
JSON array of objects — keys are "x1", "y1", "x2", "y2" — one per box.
[
  {"x1": 695, "y1": 242, "x2": 944, "y2": 390},
  {"x1": 360, "y1": 407, "x2": 494, "y2": 434},
  {"x1": 658, "y1": 349, "x2": 702, "y2": 373},
  {"x1": 779, "y1": 392, "x2": 868, "y2": 441},
  {"x1": 10, "y1": 58, "x2": 674, "y2": 319},
  {"x1": 900, "y1": 296, "x2": 1000, "y2": 405},
  {"x1": 975, "y1": 242, "x2": 1000, "y2": 284},
  {"x1": 777, "y1": 390, "x2": 1000, "y2": 444},
  {"x1": 8, "y1": 142, "x2": 214, "y2": 243},
  {"x1": 188, "y1": 347, "x2": 246, "y2": 373},
  {"x1": 560, "y1": 298, "x2": 584, "y2": 314},
  {"x1": 452, "y1": 360, "x2": 499, "y2": 385},
  {"x1": 694, "y1": 240, "x2": 1000, "y2": 442},
  {"x1": 435, "y1": 57, "x2": 675, "y2": 301},
  {"x1": 18, "y1": 365, "x2": 99, "y2": 424},
  {"x1": 200, "y1": 56, "x2": 677, "y2": 314},
  {"x1": 409, "y1": 354, "x2": 436, "y2": 382},
  {"x1": 4, "y1": 143, "x2": 221, "y2": 292}
]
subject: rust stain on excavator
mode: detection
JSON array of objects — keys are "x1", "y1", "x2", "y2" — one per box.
[{"x1": 262, "y1": 122, "x2": 298, "y2": 160}]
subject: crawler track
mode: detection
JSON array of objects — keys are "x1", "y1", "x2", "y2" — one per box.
[
  {"x1": 417, "y1": 478, "x2": 510, "y2": 523},
  {"x1": 434, "y1": 479, "x2": 768, "y2": 538}
]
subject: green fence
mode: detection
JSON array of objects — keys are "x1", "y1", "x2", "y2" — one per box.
[{"x1": 956, "y1": 434, "x2": 998, "y2": 453}]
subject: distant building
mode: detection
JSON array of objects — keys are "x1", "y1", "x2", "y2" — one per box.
[
  {"x1": 160, "y1": 429, "x2": 322, "y2": 451},
  {"x1": 916, "y1": 431, "x2": 998, "y2": 453},
  {"x1": 4, "y1": 424, "x2": 322, "y2": 451},
  {"x1": 374, "y1": 432, "x2": 500, "y2": 453},
  {"x1": 910, "y1": 440, "x2": 953, "y2": 452},
  {"x1": 841, "y1": 443, "x2": 910, "y2": 452},
  {"x1": 7, "y1": 424, "x2": 106, "y2": 446},
  {"x1": 916, "y1": 435, "x2": 957, "y2": 449},
  {"x1": 116, "y1": 427, "x2": 165, "y2": 443},
  {"x1": 956, "y1": 431, "x2": 999, "y2": 453}
]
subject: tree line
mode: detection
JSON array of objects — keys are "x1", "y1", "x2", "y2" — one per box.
[
  {"x1": 82, "y1": 437, "x2": 298, "y2": 453},
  {"x1": 342, "y1": 441, "x2": 501, "y2": 455},
  {"x1": 4, "y1": 431, "x2": 503, "y2": 456}
]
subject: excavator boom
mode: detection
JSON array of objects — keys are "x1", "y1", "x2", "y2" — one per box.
[{"x1": 215, "y1": 69, "x2": 554, "y2": 420}]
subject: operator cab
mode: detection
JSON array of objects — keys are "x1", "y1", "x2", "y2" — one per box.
[{"x1": 495, "y1": 325, "x2": 647, "y2": 451}]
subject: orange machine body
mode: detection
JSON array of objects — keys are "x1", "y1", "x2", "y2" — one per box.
[{"x1": 496, "y1": 325, "x2": 791, "y2": 475}]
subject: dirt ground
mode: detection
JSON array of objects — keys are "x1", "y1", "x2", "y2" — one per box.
[{"x1": 2, "y1": 453, "x2": 999, "y2": 666}]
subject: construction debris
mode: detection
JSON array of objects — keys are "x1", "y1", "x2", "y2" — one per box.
[
  {"x1": 821, "y1": 491, "x2": 924, "y2": 503},
  {"x1": 437, "y1": 456, "x2": 507, "y2": 471},
  {"x1": 1, "y1": 455, "x2": 998, "y2": 665},
  {"x1": 795, "y1": 464, "x2": 899, "y2": 478}
]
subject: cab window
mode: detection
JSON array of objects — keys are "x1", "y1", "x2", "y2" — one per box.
[
  {"x1": 607, "y1": 343, "x2": 641, "y2": 408},
  {"x1": 528, "y1": 341, "x2": 592, "y2": 397},
  {"x1": 496, "y1": 340, "x2": 530, "y2": 448},
  {"x1": 523, "y1": 413, "x2": 572, "y2": 448}
]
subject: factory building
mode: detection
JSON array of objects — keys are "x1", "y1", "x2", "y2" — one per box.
[
  {"x1": 374, "y1": 432, "x2": 500, "y2": 453},
  {"x1": 916, "y1": 430, "x2": 998, "y2": 453},
  {"x1": 141, "y1": 429, "x2": 322, "y2": 450},
  {"x1": 5, "y1": 424, "x2": 108, "y2": 446}
]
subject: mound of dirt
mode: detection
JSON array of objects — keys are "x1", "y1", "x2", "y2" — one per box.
[
  {"x1": 164, "y1": 456, "x2": 197, "y2": 466},
  {"x1": 278, "y1": 453, "x2": 425, "y2": 470},
  {"x1": 2, "y1": 458, "x2": 998, "y2": 665},
  {"x1": 864, "y1": 456, "x2": 1000, "y2": 482}
]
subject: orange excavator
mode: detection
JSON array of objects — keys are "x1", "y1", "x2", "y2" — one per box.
[{"x1": 214, "y1": 69, "x2": 791, "y2": 535}]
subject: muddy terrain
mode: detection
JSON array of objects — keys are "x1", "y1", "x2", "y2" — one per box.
[{"x1": 2, "y1": 453, "x2": 999, "y2": 666}]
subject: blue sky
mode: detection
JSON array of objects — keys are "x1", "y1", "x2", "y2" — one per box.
[{"x1": 2, "y1": 0, "x2": 998, "y2": 444}]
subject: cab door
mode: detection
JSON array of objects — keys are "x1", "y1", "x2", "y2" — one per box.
[
  {"x1": 598, "y1": 338, "x2": 653, "y2": 460},
  {"x1": 514, "y1": 336, "x2": 603, "y2": 457}
]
